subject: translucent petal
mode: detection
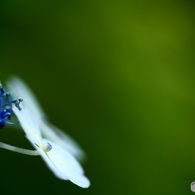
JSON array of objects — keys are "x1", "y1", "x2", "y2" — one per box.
[
  {"x1": 13, "y1": 104, "x2": 69, "y2": 180},
  {"x1": 40, "y1": 121, "x2": 86, "y2": 161},
  {"x1": 34, "y1": 143, "x2": 69, "y2": 180},
  {"x1": 9, "y1": 77, "x2": 86, "y2": 161},
  {"x1": 41, "y1": 139, "x2": 90, "y2": 188},
  {"x1": 12, "y1": 103, "x2": 42, "y2": 146},
  {"x1": 7, "y1": 77, "x2": 46, "y2": 120},
  {"x1": 9, "y1": 78, "x2": 90, "y2": 188}
]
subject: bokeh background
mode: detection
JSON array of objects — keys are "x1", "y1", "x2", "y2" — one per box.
[{"x1": 0, "y1": 1, "x2": 195, "y2": 194}]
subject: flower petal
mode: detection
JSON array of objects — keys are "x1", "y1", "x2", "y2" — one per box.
[
  {"x1": 41, "y1": 139, "x2": 90, "y2": 188},
  {"x1": 7, "y1": 77, "x2": 46, "y2": 120},
  {"x1": 12, "y1": 103, "x2": 42, "y2": 146},
  {"x1": 8, "y1": 77, "x2": 86, "y2": 161},
  {"x1": 9, "y1": 77, "x2": 90, "y2": 188},
  {"x1": 40, "y1": 121, "x2": 86, "y2": 161}
]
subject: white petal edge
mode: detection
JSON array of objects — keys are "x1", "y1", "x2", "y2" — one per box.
[
  {"x1": 39, "y1": 139, "x2": 90, "y2": 188},
  {"x1": 39, "y1": 121, "x2": 86, "y2": 161}
]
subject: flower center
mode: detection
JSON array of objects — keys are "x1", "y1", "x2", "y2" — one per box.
[{"x1": 0, "y1": 83, "x2": 22, "y2": 129}]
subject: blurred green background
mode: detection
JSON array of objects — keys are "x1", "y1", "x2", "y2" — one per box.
[{"x1": 0, "y1": 0, "x2": 195, "y2": 194}]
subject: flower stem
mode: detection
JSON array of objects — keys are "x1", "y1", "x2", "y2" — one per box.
[{"x1": 0, "y1": 142, "x2": 40, "y2": 156}]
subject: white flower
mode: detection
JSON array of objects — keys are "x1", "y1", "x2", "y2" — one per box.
[
  {"x1": 8, "y1": 78, "x2": 90, "y2": 188},
  {"x1": 7, "y1": 77, "x2": 85, "y2": 161}
]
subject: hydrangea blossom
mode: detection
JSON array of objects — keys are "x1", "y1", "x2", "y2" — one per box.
[
  {"x1": 7, "y1": 77, "x2": 85, "y2": 161},
  {"x1": 0, "y1": 77, "x2": 90, "y2": 188},
  {"x1": 12, "y1": 102, "x2": 90, "y2": 188}
]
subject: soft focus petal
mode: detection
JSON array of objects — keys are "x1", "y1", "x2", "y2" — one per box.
[
  {"x1": 8, "y1": 76, "x2": 86, "y2": 161},
  {"x1": 40, "y1": 121, "x2": 86, "y2": 161},
  {"x1": 42, "y1": 139, "x2": 90, "y2": 188},
  {"x1": 13, "y1": 104, "x2": 90, "y2": 188},
  {"x1": 33, "y1": 142, "x2": 69, "y2": 180},
  {"x1": 12, "y1": 103, "x2": 42, "y2": 146},
  {"x1": 7, "y1": 76, "x2": 46, "y2": 120}
]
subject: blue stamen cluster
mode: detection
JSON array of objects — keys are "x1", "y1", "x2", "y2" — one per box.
[{"x1": 0, "y1": 83, "x2": 22, "y2": 129}]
